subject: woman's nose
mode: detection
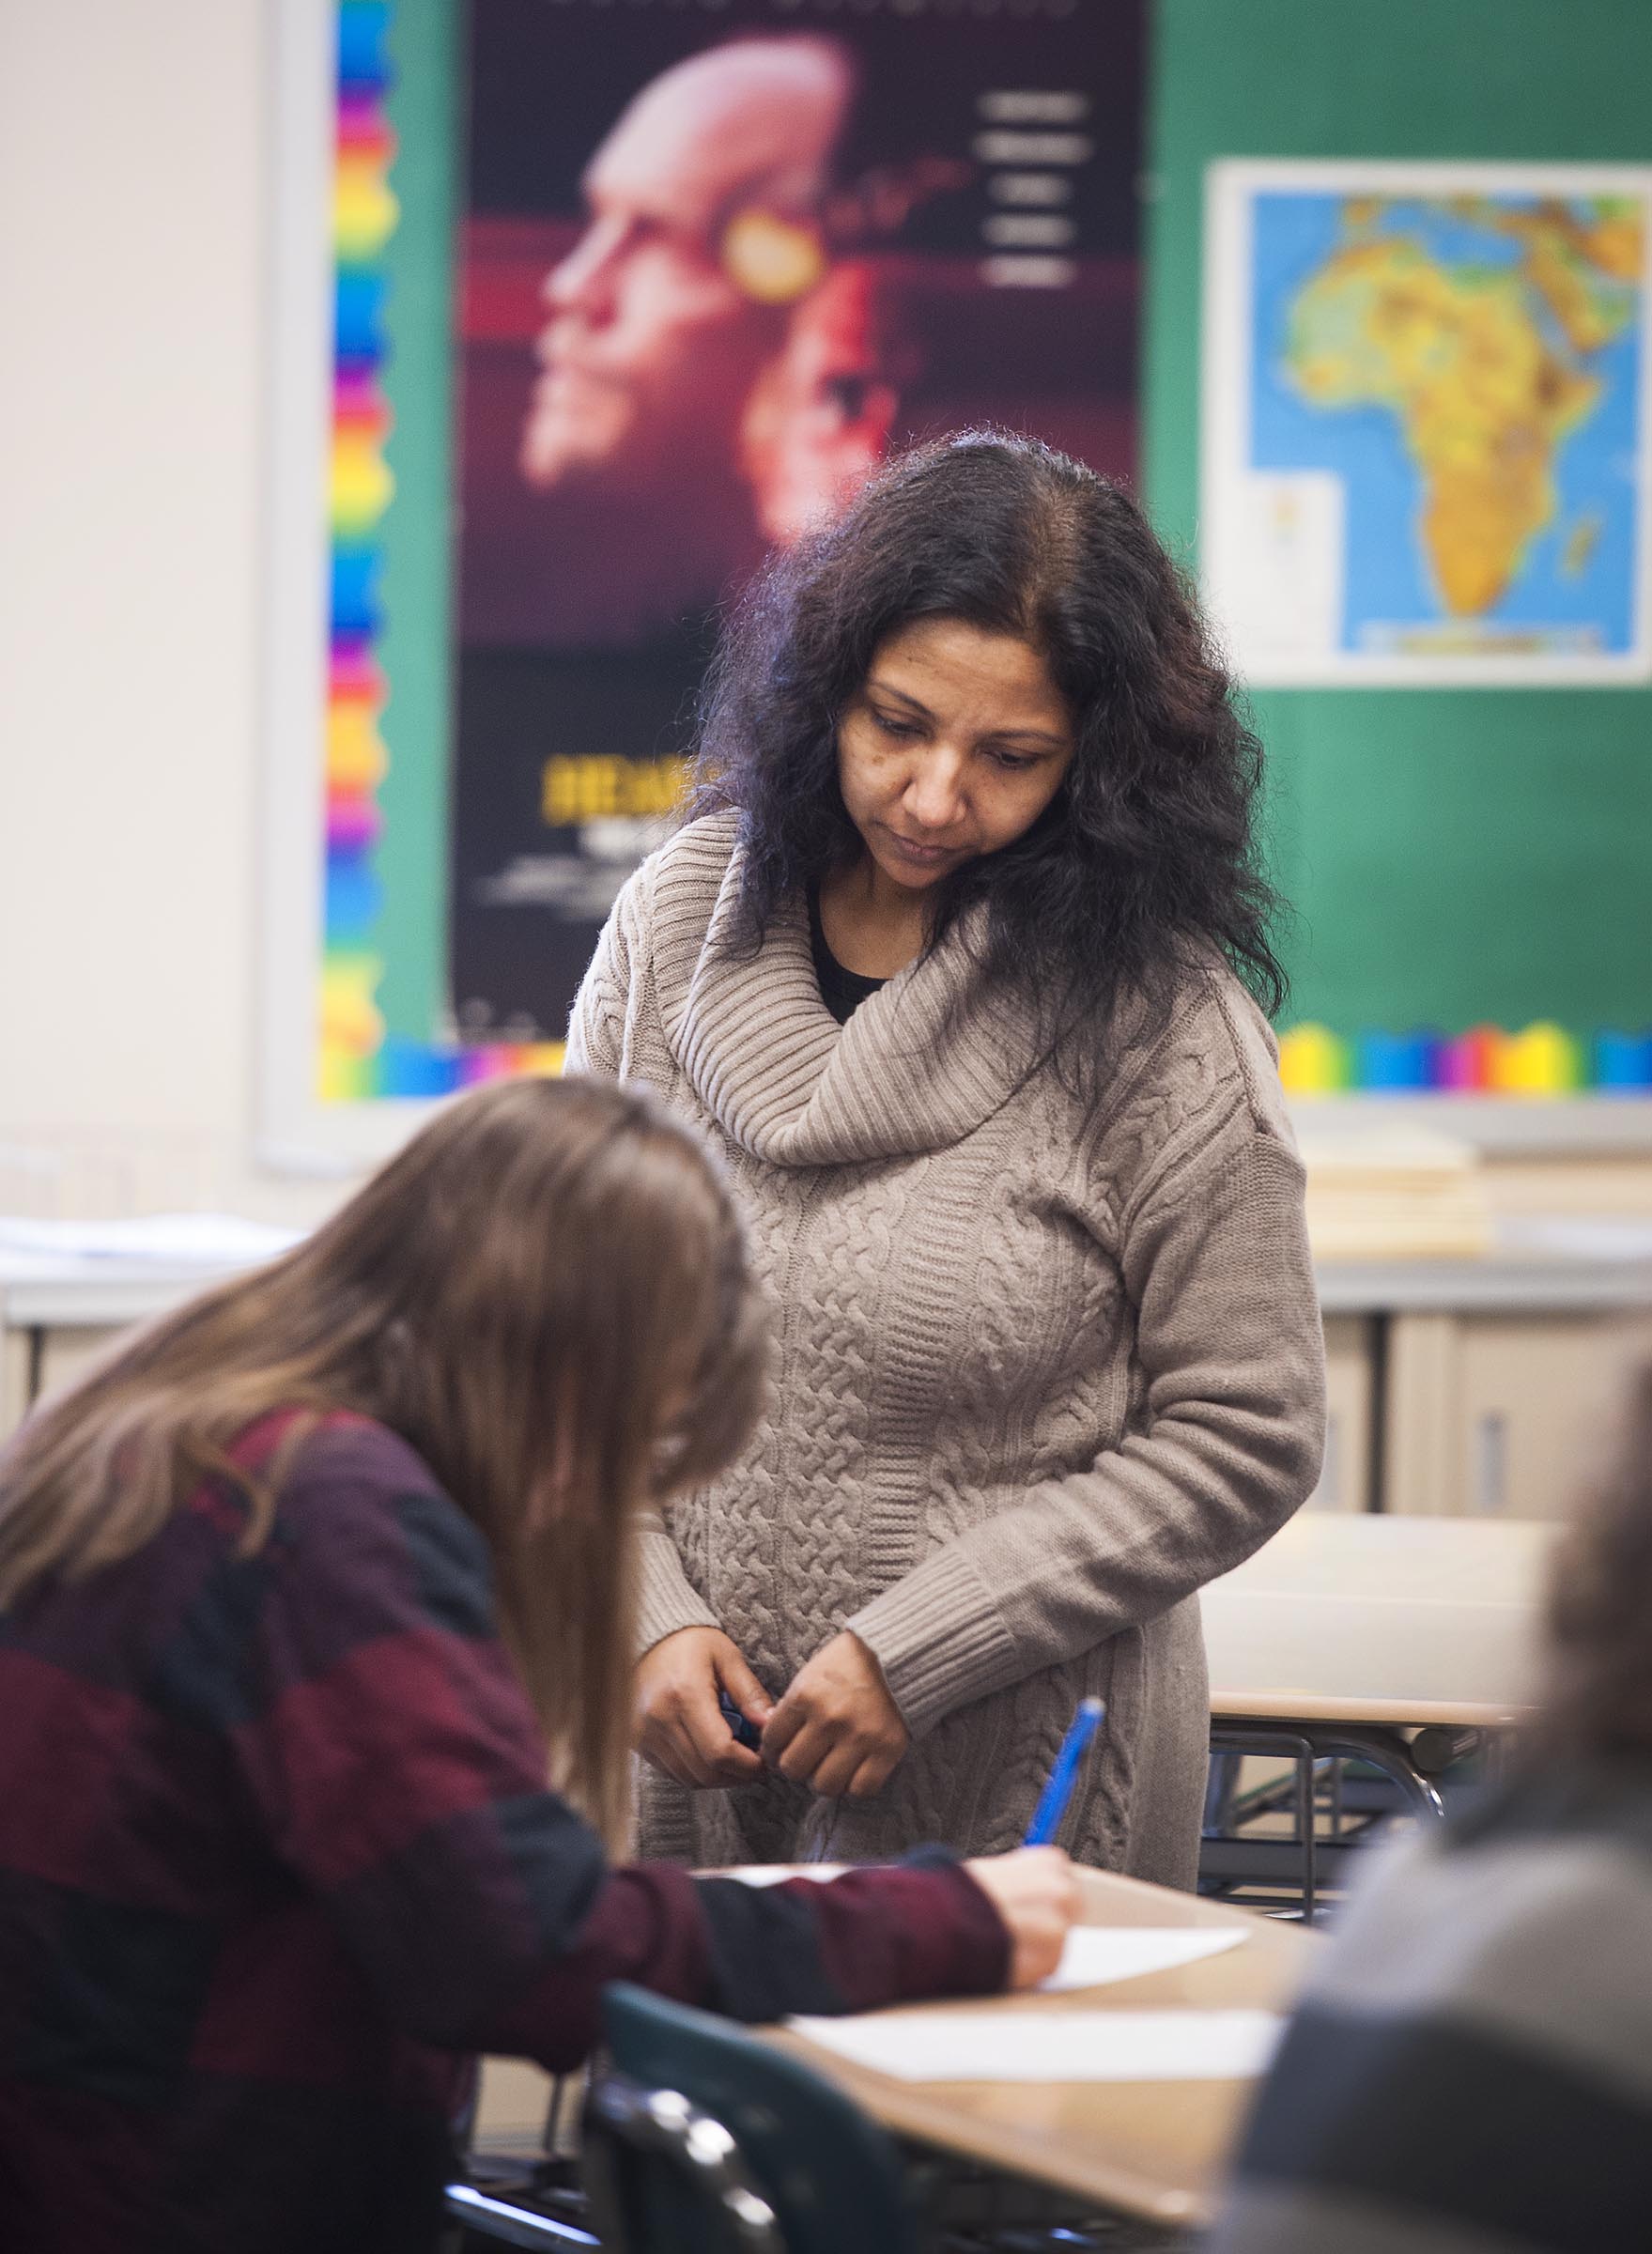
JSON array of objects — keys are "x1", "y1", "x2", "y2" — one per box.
[{"x1": 903, "y1": 749, "x2": 966, "y2": 831}]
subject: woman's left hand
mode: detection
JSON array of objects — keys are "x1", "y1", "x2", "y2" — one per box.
[{"x1": 761, "y1": 1630, "x2": 909, "y2": 1798}]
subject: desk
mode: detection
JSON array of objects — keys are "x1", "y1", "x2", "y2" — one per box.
[
  {"x1": 1200, "y1": 1512, "x2": 1553, "y2": 1909},
  {"x1": 0, "y1": 1255, "x2": 242, "y2": 1436},
  {"x1": 763, "y1": 1867, "x2": 1316, "y2": 2235},
  {"x1": 1203, "y1": 1509, "x2": 1552, "y2": 1730},
  {"x1": 1315, "y1": 1215, "x2": 1652, "y2": 1320}
]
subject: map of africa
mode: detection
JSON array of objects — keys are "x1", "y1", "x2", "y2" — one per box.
[{"x1": 1207, "y1": 171, "x2": 1651, "y2": 679}]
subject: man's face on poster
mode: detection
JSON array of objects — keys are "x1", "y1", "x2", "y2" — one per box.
[{"x1": 520, "y1": 39, "x2": 851, "y2": 498}]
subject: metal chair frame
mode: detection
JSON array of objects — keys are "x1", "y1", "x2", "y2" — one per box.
[
  {"x1": 1201, "y1": 1720, "x2": 1475, "y2": 1922},
  {"x1": 582, "y1": 2070, "x2": 785, "y2": 2253}
]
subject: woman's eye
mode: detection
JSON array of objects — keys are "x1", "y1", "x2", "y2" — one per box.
[
  {"x1": 988, "y1": 749, "x2": 1036, "y2": 773},
  {"x1": 872, "y1": 712, "x2": 919, "y2": 740}
]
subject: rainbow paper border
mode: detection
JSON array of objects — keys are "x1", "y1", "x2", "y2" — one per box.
[
  {"x1": 317, "y1": 0, "x2": 563, "y2": 1104},
  {"x1": 1280, "y1": 1024, "x2": 1652, "y2": 1098}
]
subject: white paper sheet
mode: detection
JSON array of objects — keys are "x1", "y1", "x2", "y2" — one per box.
[
  {"x1": 1039, "y1": 1925, "x2": 1246, "y2": 1992},
  {"x1": 787, "y1": 2008, "x2": 1283, "y2": 2083},
  {"x1": 719, "y1": 1880, "x2": 1249, "y2": 1998},
  {"x1": 719, "y1": 1865, "x2": 845, "y2": 1887}
]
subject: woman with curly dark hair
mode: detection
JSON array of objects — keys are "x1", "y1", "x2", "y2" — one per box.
[{"x1": 569, "y1": 430, "x2": 1326, "y2": 1881}]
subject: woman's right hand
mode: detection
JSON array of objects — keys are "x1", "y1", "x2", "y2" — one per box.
[
  {"x1": 635, "y1": 1627, "x2": 775, "y2": 1789},
  {"x1": 962, "y1": 1846, "x2": 1082, "y2": 1990}
]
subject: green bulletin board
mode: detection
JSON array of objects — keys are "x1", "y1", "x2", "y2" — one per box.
[
  {"x1": 373, "y1": 0, "x2": 457, "y2": 1052},
  {"x1": 1145, "y1": 0, "x2": 1652, "y2": 1112}
]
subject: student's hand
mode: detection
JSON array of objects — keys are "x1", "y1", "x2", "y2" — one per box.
[
  {"x1": 634, "y1": 1628, "x2": 774, "y2": 1789},
  {"x1": 761, "y1": 1630, "x2": 909, "y2": 1798},
  {"x1": 962, "y1": 1847, "x2": 1082, "y2": 1990}
]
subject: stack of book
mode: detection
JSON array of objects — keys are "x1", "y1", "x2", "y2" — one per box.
[{"x1": 1298, "y1": 1130, "x2": 1493, "y2": 1260}]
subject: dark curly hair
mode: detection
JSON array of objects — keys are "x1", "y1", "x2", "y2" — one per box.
[{"x1": 691, "y1": 430, "x2": 1286, "y2": 1082}]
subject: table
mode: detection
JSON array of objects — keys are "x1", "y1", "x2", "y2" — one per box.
[
  {"x1": 1202, "y1": 1509, "x2": 1552, "y2": 1730},
  {"x1": 1199, "y1": 1511, "x2": 1554, "y2": 1910},
  {"x1": 763, "y1": 1866, "x2": 1317, "y2": 2234},
  {"x1": 0, "y1": 1253, "x2": 251, "y2": 1437},
  {"x1": 1314, "y1": 1214, "x2": 1652, "y2": 1320}
]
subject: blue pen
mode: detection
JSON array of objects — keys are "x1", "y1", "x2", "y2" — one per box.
[{"x1": 1024, "y1": 1697, "x2": 1105, "y2": 1846}]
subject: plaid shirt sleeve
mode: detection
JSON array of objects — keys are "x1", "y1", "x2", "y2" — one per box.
[{"x1": 220, "y1": 1418, "x2": 1006, "y2": 2071}]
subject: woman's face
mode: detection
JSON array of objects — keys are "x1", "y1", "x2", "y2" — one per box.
[{"x1": 835, "y1": 618, "x2": 1075, "y2": 894}]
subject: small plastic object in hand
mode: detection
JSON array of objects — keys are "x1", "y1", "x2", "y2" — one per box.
[{"x1": 718, "y1": 1689, "x2": 764, "y2": 1752}]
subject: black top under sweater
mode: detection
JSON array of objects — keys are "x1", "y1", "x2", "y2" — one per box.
[{"x1": 808, "y1": 888, "x2": 888, "y2": 1024}]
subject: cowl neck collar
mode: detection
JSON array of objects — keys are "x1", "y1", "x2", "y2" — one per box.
[{"x1": 658, "y1": 838, "x2": 1037, "y2": 1168}]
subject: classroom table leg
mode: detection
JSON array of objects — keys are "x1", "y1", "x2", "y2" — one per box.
[{"x1": 1202, "y1": 1720, "x2": 1453, "y2": 1919}]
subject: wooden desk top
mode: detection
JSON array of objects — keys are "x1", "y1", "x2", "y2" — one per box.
[
  {"x1": 1202, "y1": 1510, "x2": 1556, "y2": 1727},
  {"x1": 760, "y1": 1867, "x2": 1316, "y2": 2231}
]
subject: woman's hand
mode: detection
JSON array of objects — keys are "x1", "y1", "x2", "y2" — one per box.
[
  {"x1": 761, "y1": 1630, "x2": 909, "y2": 1798},
  {"x1": 962, "y1": 1846, "x2": 1082, "y2": 1990},
  {"x1": 634, "y1": 1627, "x2": 774, "y2": 1789}
]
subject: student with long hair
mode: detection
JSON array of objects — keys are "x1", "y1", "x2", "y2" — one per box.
[
  {"x1": 570, "y1": 431, "x2": 1325, "y2": 1881},
  {"x1": 0, "y1": 1077, "x2": 1075, "y2": 2254},
  {"x1": 1211, "y1": 1347, "x2": 1652, "y2": 2253}
]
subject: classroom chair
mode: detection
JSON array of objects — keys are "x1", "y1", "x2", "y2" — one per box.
[{"x1": 580, "y1": 1981, "x2": 921, "y2": 2254}]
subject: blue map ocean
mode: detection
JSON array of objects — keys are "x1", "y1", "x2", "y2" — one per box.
[{"x1": 1248, "y1": 193, "x2": 1643, "y2": 655}]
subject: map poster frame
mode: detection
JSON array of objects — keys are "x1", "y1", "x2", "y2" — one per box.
[{"x1": 1200, "y1": 159, "x2": 1652, "y2": 688}]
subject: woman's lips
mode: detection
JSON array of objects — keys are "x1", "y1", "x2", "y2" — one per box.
[{"x1": 881, "y1": 827, "x2": 961, "y2": 867}]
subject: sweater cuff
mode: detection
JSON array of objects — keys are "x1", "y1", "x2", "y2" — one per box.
[
  {"x1": 845, "y1": 1544, "x2": 1022, "y2": 1739},
  {"x1": 635, "y1": 1525, "x2": 720, "y2": 1657}
]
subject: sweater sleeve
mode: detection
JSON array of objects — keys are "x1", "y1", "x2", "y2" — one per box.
[
  {"x1": 566, "y1": 871, "x2": 727, "y2": 1655},
  {"x1": 634, "y1": 1504, "x2": 721, "y2": 1652},
  {"x1": 226, "y1": 1423, "x2": 1004, "y2": 2069},
  {"x1": 845, "y1": 1111, "x2": 1326, "y2": 1738},
  {"x1": 565, "y1": 882, "x2": 633, "y2": 1078}
]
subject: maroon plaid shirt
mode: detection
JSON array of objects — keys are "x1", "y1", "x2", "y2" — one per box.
[{"x1": 0, "y1": 1413, "x2": 1006, "y2": 2253}]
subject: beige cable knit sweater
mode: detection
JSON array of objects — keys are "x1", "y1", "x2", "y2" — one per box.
[{"x1": 568, "y1": 812, "x2": 1325, "y2": 1885}]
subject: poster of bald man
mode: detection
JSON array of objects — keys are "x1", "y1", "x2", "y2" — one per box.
[{"x1": 451, "y1": 0, "x2": 1145, "y2": 1043}]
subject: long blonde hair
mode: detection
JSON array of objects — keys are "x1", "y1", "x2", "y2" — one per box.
[{"x1": 0, "y1": 1077, "x2": 767, "y2": 1847}]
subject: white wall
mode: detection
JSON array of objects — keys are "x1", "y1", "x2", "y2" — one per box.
[{"x1": 0, "y1": 0, "x2": 348, "y2": 1227}]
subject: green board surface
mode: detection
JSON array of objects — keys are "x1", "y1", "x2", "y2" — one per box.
[
  {"x1": 1144, "y1": 0, "x2": 1652, "y2": 1042},
  {"x1": 377, "y1": 0, "x2": 458, "y2": 1044}
]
